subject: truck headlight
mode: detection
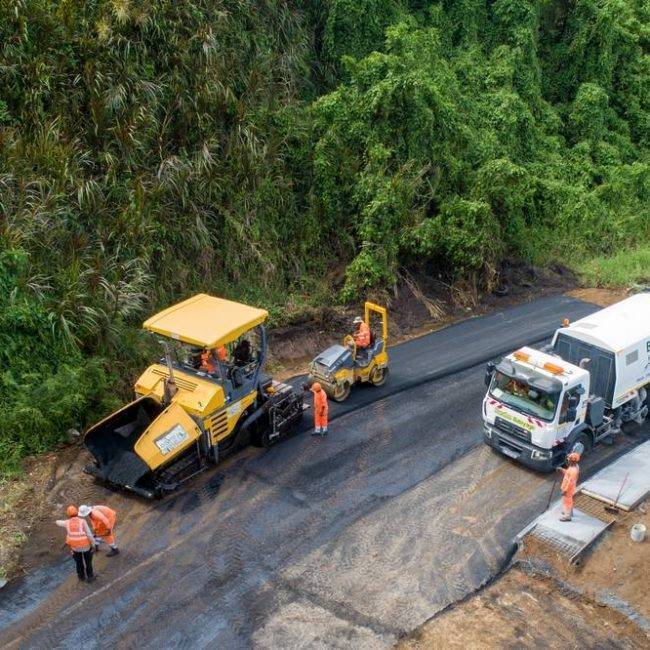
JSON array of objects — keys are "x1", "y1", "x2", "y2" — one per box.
[
  {"x1": 531, "y1": 449, "x2": 552, "y2": 460},
  {"x1": 484, "y1": 426, "x2": 492, "y2": 439}
]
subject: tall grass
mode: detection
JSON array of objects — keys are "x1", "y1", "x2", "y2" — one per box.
[{"x1": 579, "y1": 247, "x2": 650, "y2": 288}]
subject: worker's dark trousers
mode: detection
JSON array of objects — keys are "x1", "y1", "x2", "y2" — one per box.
[{"x1": 73, "y1": 549, "x2": 94, "y2": 580}]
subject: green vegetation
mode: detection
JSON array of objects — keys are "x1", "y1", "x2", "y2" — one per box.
[
  {"x1": 0, "y1": 0, "x2": 648, "y2": 474},
  {"x1": 580, "y1": 246, "x2": 650, "y2": 287}
]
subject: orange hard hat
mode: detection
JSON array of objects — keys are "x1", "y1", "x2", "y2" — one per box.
[
  {"x1": 311, "y1": 382, "x2": 322, "y2": 392},
  {"x1": 567, "y1": 452, "x2": 581, "y2": 462},
  {"x1": 67, "y1": 505, "x2": 78, "y2": 517}
]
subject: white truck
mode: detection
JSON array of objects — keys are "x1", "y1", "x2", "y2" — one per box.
[{"x1": 483, "y1": 293, "x2": 650, "y2": 471}]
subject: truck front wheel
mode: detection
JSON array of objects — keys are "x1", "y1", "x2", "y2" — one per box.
[{"x1": 574, "y1": 432, "x2": 593, "y2": 456}]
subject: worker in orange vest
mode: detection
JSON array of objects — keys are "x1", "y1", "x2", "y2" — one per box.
[
  {"x1": 200, "y1": 346, "x2": 227, "y2": 374},
  {"x1": 352, "y1": 316, "x2": 371, "y2": 349},
  {"x1": 79, "y1": 504, "x2": 119, "y2": 556},
  {"x1": 217, "y1": 345, "x2": 227, "y2": 362},
  {"x1": 310, "y1": 382, "x2": 329, "y2": 436},
  {"x1": 55, "y1": 505, "x2": 96, "y2": 582},
  {"x1": 558, "y1": 452, "x2": 580, "y2": 521}
]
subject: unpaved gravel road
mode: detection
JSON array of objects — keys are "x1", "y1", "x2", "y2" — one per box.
[{"x1": 1, "y1": 295, "x2": 646, "y2": 648}]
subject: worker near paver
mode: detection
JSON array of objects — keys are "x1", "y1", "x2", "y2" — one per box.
[
  {"x1": 55, "y1": 505, "x2": 96, "y2": 582},
  {"x1": 80, "y1": 504, "x2": 120, "y2": 556},
  {"x1": 201, "y1": 348, "x2": 216, "y2": 373},
  {"x1": 558, "y1": 452, "x2": 580, "y2": 521},
  {"x1": 310, "y1": 382, "x2": 328, "y2": 436},
  {"x1": 200, "y1": 346, "x2": 227, "y2": 374},
  {"x1": 352, "y1": 316, "x2": 371, "y2": 349}
]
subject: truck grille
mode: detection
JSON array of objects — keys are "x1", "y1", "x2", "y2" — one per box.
[{"x1": 495, "y1": 416, "x2": 531, "y2": 443}]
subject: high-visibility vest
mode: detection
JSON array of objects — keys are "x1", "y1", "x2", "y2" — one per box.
[
  {"x1": 65, "y1": 517, "x2": 91, "y2": 550},
  {"x1": 200, "y1": 352, "x2": 216, "y2": 373},
  {"x1": 354, "y1": 322, "x2": 371, "y2": 348},
  {"x1": 90, "y1": 506, "x2": 116, "y2": 535},
  {"x1": 314, "y1": 389, "x2": 328, "y2": 417},
  {"x1": 561, "y1": 465, "x2": 579, "y2": 497}
]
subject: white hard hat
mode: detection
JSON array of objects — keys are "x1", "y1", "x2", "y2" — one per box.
[
  {"x1": 78, "y1": 504, "x2": 92, "y2": 517},
  {"x1": 353, "y1": 316, "x2": 364, "y2": 324}
]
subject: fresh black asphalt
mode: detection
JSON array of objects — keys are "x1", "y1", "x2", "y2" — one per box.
[
  {"x1": 5, "y1": 294, "x2": 645, "y2": 649},
  {"x1": 295, "y1": 294, "x2": 598, "y2": 425}
]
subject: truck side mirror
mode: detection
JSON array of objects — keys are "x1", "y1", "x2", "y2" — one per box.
[{"x1": 485, "y1": 362, "x2": 496, "y2": 387}]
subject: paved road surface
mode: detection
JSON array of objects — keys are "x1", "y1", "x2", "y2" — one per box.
[
  {"x1": 2, "y1": 295, "x2": 644, "y2": 648},
  {"x1": 293, "y1": 294, "x2": 598, "y2": 424}
]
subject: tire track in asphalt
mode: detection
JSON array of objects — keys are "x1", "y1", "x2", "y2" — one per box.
[{"x1": 0, "y1": 296, "x2": 601, "y2": 646}]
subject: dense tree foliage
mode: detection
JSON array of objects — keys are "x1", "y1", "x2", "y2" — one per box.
[{"x1": 0, "y1": 0, "x2": 648, "y2": 473}]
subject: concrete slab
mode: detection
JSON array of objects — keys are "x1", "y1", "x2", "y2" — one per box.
[
  {"x1": 580, "y1": 440, "x2": 650, "y2": 511},
  {"x1": 524, "y1": 502, "x2": 611, "y2": 562}
]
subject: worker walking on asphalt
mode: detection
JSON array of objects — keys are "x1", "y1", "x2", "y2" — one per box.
[
  {"x1": 80, "y1": 504, "x2": 120, "y2": 556},
  {"x1": 558, "y1": 452, "x2": 580, "y2": 521},
  {"x1": 310, "y1": 382, "x2": 328, "y2": 436},
  {"x1": 55, "y1": 505, "x2": 96, "y2": 582}
]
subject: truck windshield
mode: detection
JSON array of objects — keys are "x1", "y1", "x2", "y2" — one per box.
[{"x1": 489, "y1": 371, "x2": 560, "y2": 421}]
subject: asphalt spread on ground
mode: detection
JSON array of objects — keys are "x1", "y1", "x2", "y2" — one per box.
[
  {"x1": 292, "y1": 294, "x2": 598, "y2": 425},
  {"x1": 2, "y1": 295, "x2": 645, "y2": 648}
]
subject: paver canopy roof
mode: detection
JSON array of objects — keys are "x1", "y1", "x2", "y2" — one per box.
[{"x1": 143, "y1": 293, "x2": 268, "y2": 348}]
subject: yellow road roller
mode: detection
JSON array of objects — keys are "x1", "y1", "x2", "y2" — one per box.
[
  {"x1": 84, "y1": 294, "x2": 304, "y2": 497},
  {"x1": 308, "y1": 302, "x2": 389, "y2": 401}
]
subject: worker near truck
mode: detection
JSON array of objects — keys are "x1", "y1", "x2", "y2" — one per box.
[
  {"x1": 55, "y1": 505, "x2": 96, "y2": 582},
  {"x1": 310, "y1": 382, "x2": 329, "y2": 436},
  {"x1": 80, "y1": 504, "x2": 119, "y2": 556},
  {"x1": 558, "y1": 452, "x2": 580, "y2": 522}
]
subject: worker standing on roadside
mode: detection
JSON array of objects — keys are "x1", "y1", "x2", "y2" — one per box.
[
  {"x1": 55, "y1": 505, "x2": 96, "y2": 582},
  {"x1": 558, "y1": 452, "x2": 580, "y2": 521},
  {"x1": 80, "y1": 504, "x2": 120, "y2": 556},
  {"x1": 352, "y1": 316, "x2": 371, "y2": 349},
  {"x1": 310, "y1": 382, "x2": 328, "y2": 436}
]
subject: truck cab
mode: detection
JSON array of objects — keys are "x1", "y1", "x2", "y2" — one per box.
[
  {"x1": 483, "y1": 347, "x2": 590, "y2": 470},
  {"x1": 484, "y1": 294, "x2": 650, "y2": 471}
]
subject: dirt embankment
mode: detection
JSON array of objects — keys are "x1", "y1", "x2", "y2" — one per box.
[
  {"x1": 521, "y1": 504, "x2": 650, "y2": 622},
  {"x1": 566, "y1": 287, "x2": 629, "y2": 308},
  {"x1": 269, "y1": 262, "x2": 584, "y2": 378},
  {"x1": 399, "y1": 564, "x2": 646, "y2": 649},
  {"x1": 401, "y1": 504, "x2": 649, "y2": 649}
]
